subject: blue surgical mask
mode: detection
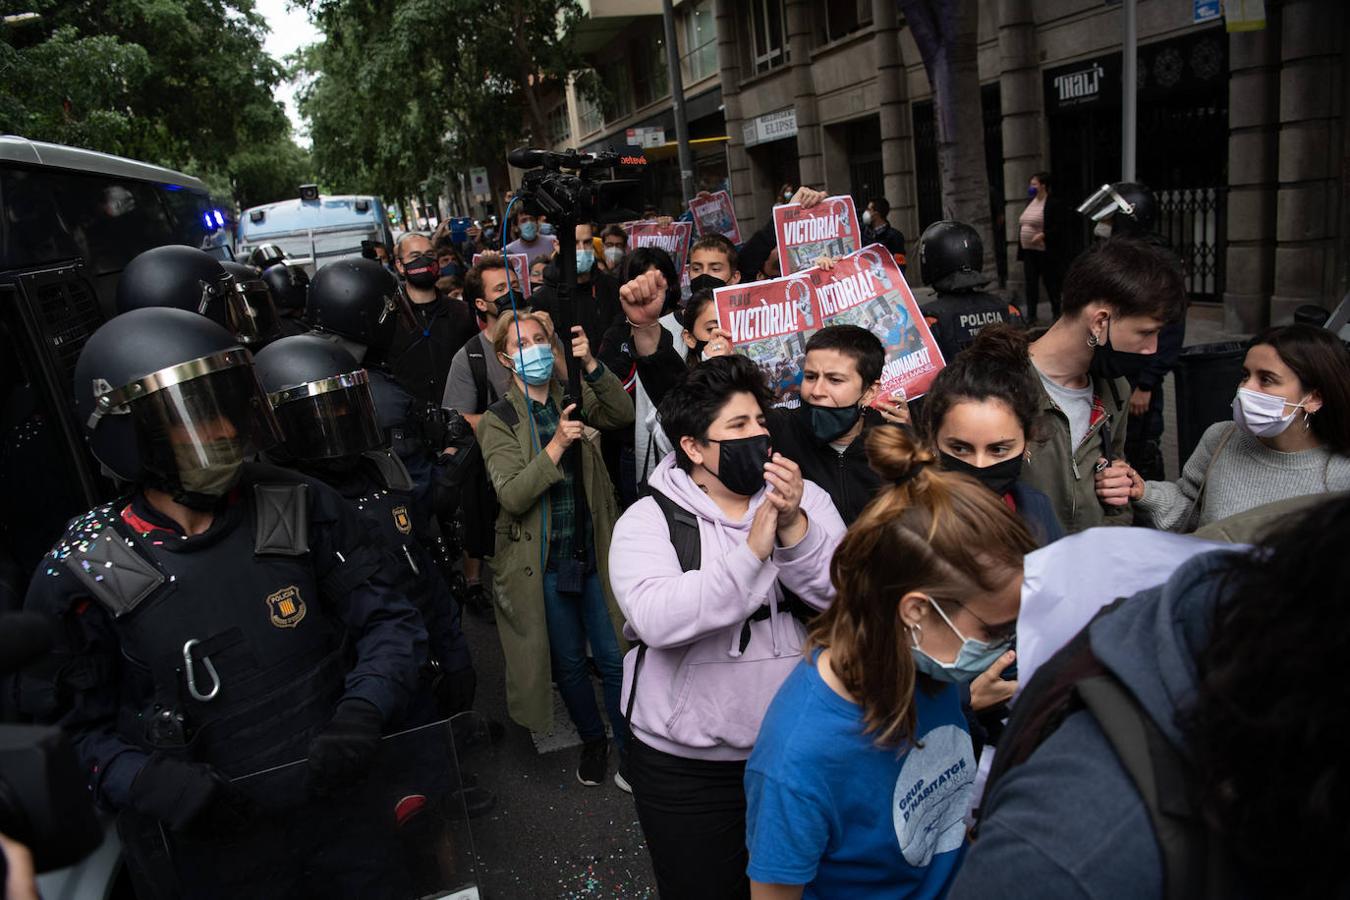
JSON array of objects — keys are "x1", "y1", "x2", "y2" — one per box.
[
  {"x1": 909, "y1": 597, "x2": 1012, "y2": 684},
  {"x1": 540, "y1": 222, "x2": 555, "y2": 236},
  {"x1": 1028, "y1": 185, "x2": 1038, "y2": 198},
  {"x1": 576, "y1": 248, "x2": 595, "y2": 274},
  {"x1": 509, "y1": 342, "x2": 554, "y2": 386},
  {"x1": 520, "y1": 221, "x2": 539, "y2": 242}
]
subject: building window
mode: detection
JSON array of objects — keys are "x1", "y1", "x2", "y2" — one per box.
[
  {"x1": 821, "y1": 0, "x2": 872, "y2": 44},
  {"x1": 548, "y1": 104, "x2": 571, "y2": 146},
  {"x1": 577, "y1": 84, "x2": 604, "y2": 136},
  {"x1": 747, "y1": 0, "x2": 789, "y2": 74},
  {"x1": 633, "y1": 29, "x2": 670, "y2": 109},
  {"x1": 599, "y1": 58, "x2": 634, "y2": 122},
  {"x1": 682, "y1": 0, "x2": 719, "y2": 83}
]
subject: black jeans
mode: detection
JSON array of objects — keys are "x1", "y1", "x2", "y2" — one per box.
[
  {"x1": 628, "y1": 738, "x2": 750, "y2": 899},
  {"x1": 1022, "y1": 249, "x2": 1062, "y2": 322}
]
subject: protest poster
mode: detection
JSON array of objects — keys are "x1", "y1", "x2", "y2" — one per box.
[
  {"x1": 472, "y1": 252, "x2": 531, "y2": 298},
  {"x1": 714, "y1": 243, "x2": 944, "y2": 406},
  {"x1": 773, "y1": 195, "x2": 863, "y2": 275},
  {"x1": 688, "y1": 191, "x2": 741, "y2": 244},
  {"x1": 628, "y1": 220, "x2": 695, "y2": 277}
]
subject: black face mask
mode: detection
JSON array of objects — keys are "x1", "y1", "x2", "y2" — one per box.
[
  {"x1": 493, "y1": 291, "x2": 525, "y2": 316},
  {"x1": 1087, "y1": 318, "x2": 1150, "y2": 381},
  {"x1": 401, "y1": 254, "x2": 439, "y2": 289},
  {"x1": 704, "y1": 433, "x2": 771, "y2": 496},
  {"x1": 689, "y1": 273, "x2": 727, "y2": 294},
  {"x1": 688, "y1": 339, "x2": 708, "y2": 364},
  {"x1": 798, "y1": 397, "x2": 862, "y2": 443},
  {"x1": 939, "y1": 451, "x2": 1024, "y2": 496}
]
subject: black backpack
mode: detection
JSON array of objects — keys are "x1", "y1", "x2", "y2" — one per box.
[
  {"x1": 978, "y1": 599, "x2": 1231, "y2": 900},
  {"x1": 623, "y1": 487, "x2": 817, "y2": 724}
]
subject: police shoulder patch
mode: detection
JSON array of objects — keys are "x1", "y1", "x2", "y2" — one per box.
[
  {"x1": 266, "y1": 585, "x2": 307, "y2": 628},
  {"x1": 392, "y1": 505, "x2": 412, "y2": 535}
]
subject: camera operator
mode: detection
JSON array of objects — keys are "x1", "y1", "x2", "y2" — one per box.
[{"x1": 530, "y1": 220, "x2": 624, "y2": 351}]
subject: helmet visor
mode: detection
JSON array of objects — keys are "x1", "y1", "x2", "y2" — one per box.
[
  {"x1": 268, "y1": 371, "x2": 384, "y2": 459},
  {"x1": 383, "y1": 284, "x2": 419, "y2": 331},
  {"x1": 228, "y1": 279, "x2": 282, "y2": 345},
  {"x1": 131, "y1": 360, "x2": 281, "y2": 501},
  {"x1": 1076, "y1": 184, "x2": 1135, "y2": 223}
]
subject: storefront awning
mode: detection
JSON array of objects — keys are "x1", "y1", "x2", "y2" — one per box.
[{"x1": 642, "y1": 136, "x2": 729, "y2": 161}]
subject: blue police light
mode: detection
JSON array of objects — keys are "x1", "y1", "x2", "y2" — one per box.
[
  {"x1": 202, "y1": 211, "x2": 218, "y2": 231},
  {"x1": 213, "y1": 209, "x2": 225, "y2": 227}
]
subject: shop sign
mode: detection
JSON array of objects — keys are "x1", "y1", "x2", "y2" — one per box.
[
  {"x1": 742, "y1": 108, "x2": 798, "y2": 147},
  {"x1": 626, "y1": 126, "x2": 667, "y2": 148}
]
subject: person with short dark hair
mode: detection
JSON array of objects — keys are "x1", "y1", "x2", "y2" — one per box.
[
  {"x1": 505, "y1": 208, "x2": 558, "y2": 266},
  {"x1": 601, "y1": 224, "x2": 628, "y2": 272},
  {"x1": 767, "y1": 325, "x2": 907, "y2": 524},
  {"x1": 1099, "y1": 323, "x2": 1350, "y2": 531},
  {"x1": 388, "y1": 232, "x2": 478, "y2": 404},
  {"x1": 530, "y1": 220, "x2": 624, "y2": 360},
  {"x1": 609, "y1": 355, "x2": 845, "y2": 899},
  {"x1": 689, "y1": 234, "x2": 740, "y2": 290},
  {"x1": 862, "y1": 196, "x2": 906, "y2": 266},
  {"x1": 1021, "y1": 238, "x2": 1186, "y2": 533}
]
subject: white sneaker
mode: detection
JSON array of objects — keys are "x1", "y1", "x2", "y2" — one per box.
[{"x1": 614, "y1": 770, "x2": 632, "y2": 794}]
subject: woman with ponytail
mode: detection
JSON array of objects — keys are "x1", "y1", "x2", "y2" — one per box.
[
  {"x1": 744, "y1": 425, "x2": 1037, "y2": 899},
  {"x1": 923, "y1": 324, "x2": 1064, "y2": 545}
]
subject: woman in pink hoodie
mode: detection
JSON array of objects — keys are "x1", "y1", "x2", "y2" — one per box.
[{"x1": 608, "y1": 355, "x2": 846, "y2": 899}]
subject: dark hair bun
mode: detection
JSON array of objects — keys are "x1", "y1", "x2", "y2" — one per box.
[
  {"x1": 962, "y1": 323, "x2": 1029, "y2": 371},
  {"x1": 865, "y1": 423, "x2": 935, "y2": 485}
]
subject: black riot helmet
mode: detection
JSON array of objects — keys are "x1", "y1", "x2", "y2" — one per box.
[
  {"x1": 1077, "y1": 182, "x2": 1158, "y2": 237},
  {"x1": 220, "y1": 260, "x2": 260, "y2": 281},
  {"x1": 248, "y1": 243, "x2": 287, "y2": 270},
  {"x1": 116, "y1": 245, "x2": 233, "y2": 328},
  {"x1": 261, "y1": 262, "x2": 311, "y2": 312},
  {"x1": 253, "y1": 335, "x2": 383, "y2": 461},
  {"x1": 304, "y1": 258, "x2": 415, "y2": 359},
  {"x1": 75, "y1": 307, "x2": 281, "y2": 508},
  {"x1": 221, "y1": 262, "x2": 282, "y2": 346},
  {"x1": 918, "y1": 220, "x2": 988, "y2": 292}
]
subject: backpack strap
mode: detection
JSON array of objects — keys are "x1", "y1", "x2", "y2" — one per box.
[
  {"x1": 648, "y1": 487, "x2": 701, "y2": 572},
  {"x1": 253, "y1": 483, "x2": 310, "y2": 557},
  {"x1": 361, "y1": 449, "x2": 415, "y2": 492},
  {"x1": 466, "y1": 338, "x2": 498, "y2": 412},
  {"x1": 1075, "y1": 675, "x2": 1210, "y2": 900},
  {"x1": 484, "y1": 395, "x2": 520, "y2": 429}
]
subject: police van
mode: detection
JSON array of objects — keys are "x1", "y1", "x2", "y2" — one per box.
[{"x1": 237, "y1": 188, "x2": 392, "y2": 272}]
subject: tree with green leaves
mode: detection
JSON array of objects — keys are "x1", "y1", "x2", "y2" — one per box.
[{"x1": 0, "y1": 0, "x2": 312, "y2": 208}]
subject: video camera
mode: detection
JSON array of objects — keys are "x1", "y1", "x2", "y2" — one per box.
[
  {"x1": 0, "y1": 612, "x2": 103, "y2": 873},
  {"x1": 507, "y1": 147, "x2": 647, "y2": 226}
]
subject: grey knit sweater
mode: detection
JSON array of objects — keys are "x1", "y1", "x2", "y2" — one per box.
[{"x1": 1137, "y1": 420, "x2": 1350, "y2": 532}]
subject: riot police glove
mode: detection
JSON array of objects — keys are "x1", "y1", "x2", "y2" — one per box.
[
  {"x1": 306, "y1": 699, "x2": 384, "y2": 794},
  {"x1": 434, "y1": 665, "x2": 477, "y2": 717},
  {"x1": 128, "y1": 755, "x2": 252, "y2": 834}
]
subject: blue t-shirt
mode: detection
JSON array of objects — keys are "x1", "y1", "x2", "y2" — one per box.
[{"x1": 745, "y1": 655, "x2": 975, "y2": 898}]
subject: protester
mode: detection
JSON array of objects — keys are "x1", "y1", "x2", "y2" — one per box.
[
  {"x1": 388, "y1": 232, "x2": 478, "y2": 404},
  {"x1": 1016, "y1": 172, "x2": 1070, "y2": 324},
  {"x1": 530, "y1": 220, "x2": 624, "y2": 352},
  {"x1": 746, "y1": 424, "x2": 1036, "y2": 898},
  {"x1": 688, "y1": 233, "x2": 742, "y2": 290},
  {"x1": 442, "y1": 254, "x2": 521, "y2": 622},
  {"x1": 1020, "y1": 238, "x2": 1185, "y2": 533},
  {"x1": 505, "y1": 209, "x2": 558, "y2": 266},
  {"x1": 1098, "y1": 324, "x2": 1350, "y2": 531},
  {"x1": 529, "y1": 257, "x2": 547, "y2": 294},
  {"x1": 861, "y1": 197, "x2": 906, "y2": 266},
  {"x1": 925, "y1": 325, "x2": 1064, "y2": 544},
  {"x1": 608, "y1": 355, "x2": 846, "y2": 898},
  {"x1": 602, "y1": 223, "x2": 628, "y2": 272},
  {"x1": 767, "y1": 324, "x2": 910, "y2": 524},
  {"x1": 477, "y1": 311, "x2": 635, "y2": 788},
  {"x1": 951, "y1": 493, "x2": 1350, "y2": 900},
  {"x1": 436, "y1": 241, "x2": 466, "y2": 280}
]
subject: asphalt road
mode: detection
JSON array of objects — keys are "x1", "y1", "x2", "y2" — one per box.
[{"x1": 457, "y1": 608, "x2": 657, "y2": 899}]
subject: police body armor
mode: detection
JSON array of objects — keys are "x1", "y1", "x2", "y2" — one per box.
[
  {"x1": 62, "y1": 466, "x2": 346, "y2": 780},
  {"x1": 340, "y1": 450, "x2": 431, "y2": 612},
  {"x1": 921, "y1": 291, "x2": 1020, "y2": 361}
]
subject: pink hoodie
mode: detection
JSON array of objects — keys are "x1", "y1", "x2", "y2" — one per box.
[{"x1": 609, "y1": 454, "x2": 846, "y2": 761}]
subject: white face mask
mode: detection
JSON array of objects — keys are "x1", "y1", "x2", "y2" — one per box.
[
  {"x1": 1232, "y1": 387, "x2": 1309, "y2": 437},
  {"x1": 1093, "y1": 221, "x2": 1112, "y2": 239},
  {"x1": 862, "y1": 210, "x2": 873, "y2": 227}
]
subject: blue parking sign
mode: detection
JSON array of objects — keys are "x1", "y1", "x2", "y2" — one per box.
[{"x1": 1194, "y1": 0, "x2": 1221, "y2": 22}]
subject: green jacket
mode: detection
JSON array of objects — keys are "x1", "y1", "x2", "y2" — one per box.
[
  {"x1": 1193, "y1": 491, "x2": 1346, "y2": 544},
  {"x1": 1021, "y1": 361, "x2": 1132, "y2": 534},
  {"x1": 476, "y1": 364, "x2": 635, "y2": 733}
]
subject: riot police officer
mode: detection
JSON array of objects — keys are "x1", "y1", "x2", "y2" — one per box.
[
  {"x1": 918, "y1": 220, "x2": 1024, "y2": 362},
  {"x1": 261, "y1": 260, "x2": 312, "y2": 337},
  {"x1": 248, "y1": 242, "x2": 288, "y2": 271},
  {"x1": 1076, "y1": 181, "x2": 1186, "y2": 481},
  {"x1": 118, "y1": 244, "x2": 282, "y2": 346},
  {"x1": 20, "y1": 306, "x2": 428, "y2": 898}
]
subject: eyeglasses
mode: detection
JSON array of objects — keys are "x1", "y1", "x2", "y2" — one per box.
[{"x1": 931, "y1": 597, "x2": 1016, "y2": 645}]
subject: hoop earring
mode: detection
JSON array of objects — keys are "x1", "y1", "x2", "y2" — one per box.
[{"x1": 1086, "y1": 333, "x2": 1100, "y2": 348}]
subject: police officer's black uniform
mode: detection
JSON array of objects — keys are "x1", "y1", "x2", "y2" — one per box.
[
  {"x1": 917, "y1": 220, "x2": 1023, "y2": 362},
  {"x1": 20, "y1": 308, "x2": 427, "y2": 899}
]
